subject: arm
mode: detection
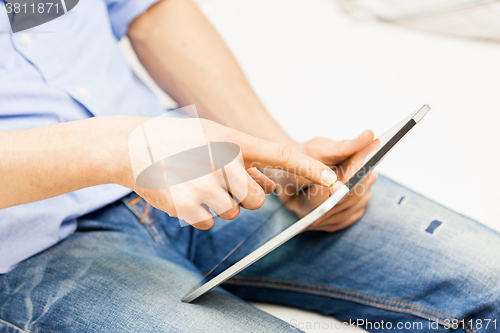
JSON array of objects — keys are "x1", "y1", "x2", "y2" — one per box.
[
  {"x1": 127, "y1": 0, "x2": 295, "y2": 146},
  {"x1": 0, "y1": 116, "x2": 337, "y2": 230},
  {"x1": 0, "y1": 116, "x2": 128, "y2": 209}
]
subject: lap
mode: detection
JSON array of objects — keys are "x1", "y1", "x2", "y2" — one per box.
[
  {"x1": 2, "y1": 175, "x2": 498, "y2": 333},
  {"x1": 0, "y1": 200, "x2": 300, "y2": 333}
]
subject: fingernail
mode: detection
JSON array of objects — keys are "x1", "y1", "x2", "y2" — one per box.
[
  {"x1": 332, "y1": 181, "x2": 344, "y2": 192},
  {"x1": 321, "y1": 169, "x2": 337, "y2": 186}
]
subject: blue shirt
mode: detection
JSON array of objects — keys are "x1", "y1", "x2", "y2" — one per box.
[{"x1": 0, "y1": 0, "x2": 164, "y2": 273}]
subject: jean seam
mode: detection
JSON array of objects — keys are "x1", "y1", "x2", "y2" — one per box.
[
  {"x1": 231, "y1": 275, "x2": 455, "y2": 321},
  {"x1": 225, "y1": 275, "x2": 459, "y2": 327},
  {"x1": 0, "y1": 318, "x2": 31, "y2": 333},
  {"x1": 122, "y1": 197, "x2": 167, "y2": 245}
]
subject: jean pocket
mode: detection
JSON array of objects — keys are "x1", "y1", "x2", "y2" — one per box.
[{"x1": 122, "y1": 194, "x2": 168, "y2": 245}]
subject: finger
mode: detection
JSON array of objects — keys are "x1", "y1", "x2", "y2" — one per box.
[
  {"x1": 203, "y1": 187, "x2": 241, "y2": 221},
  {"x1": 309, "y1": 130, "x2": 375, "y2": 164},
  {"x1": 285, "y1": 183, "x2": 331, "y2": 218},
  {"x1": 234, "y1": 133, "x2": 338, "y2": 187},
  {"x1": 308, "y1": 190, "x2": 371, "y2": 230},
  {"x1": 334, "y1": 170, "x2": 378, "y2": 210},
  {"x1": 324, "y1": 208, "x2": 366, "y2": 233},
  {"x1": 191, "y1": 217, "x2": 215, "y2": 230},
  {"x1": 220, "y1": 164, "x2": 266, "y2": 210},
  {"x1": 309, "y1": 205, "x2": 366, "y2": 232},
  {"x1": 238, "y1": 173, "x2": 266, "y2": 210},
  {"x1": 214, "y1": 202, "x2": 240, "y2": 221},
  {"x1": 337, "y1": 130, "x2": 375, "y2": 157},
  {"x1": 328, "y1": 188, "x2": 365, "y2": 216},
  {"x1": 336, "y1": 139, "x2": 380, "y2": 182},
  {"x1": 333, "y1": 190, "x2": 372, "y2": 225},
  {"x1": 247, "y1": 167, "x2": 276, "y2": 194},
  {"x1": 186, "y1": 205, "x2": 215, "y2": 230}
]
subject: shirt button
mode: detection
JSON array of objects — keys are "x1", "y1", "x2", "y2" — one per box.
[
  {"x1": 77, "y1": 87, "x2": 90, "y2": 98},
  {"x1": 21, "y1": 33, "x2": 32, "y2": 48}
]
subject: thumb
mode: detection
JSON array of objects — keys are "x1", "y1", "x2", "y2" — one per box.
[{"x1": 334, "y1": 130, "x2": 375, "y2": 158}]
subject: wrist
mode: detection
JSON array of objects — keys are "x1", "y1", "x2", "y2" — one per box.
[{"x1": 90, "y1": 116, "x2": 149, "y2": 189}]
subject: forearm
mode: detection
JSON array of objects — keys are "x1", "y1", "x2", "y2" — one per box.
[
  {"x1": 128, "y1": 0, "x2": 295, "y2": 146},
  {"x1": 0, "y1": 117, "x2": 136, "y2": 209}
]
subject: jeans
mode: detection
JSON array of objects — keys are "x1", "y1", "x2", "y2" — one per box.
[{"x1": 0, "y1": 175, "x2": 499, "y2": 333}]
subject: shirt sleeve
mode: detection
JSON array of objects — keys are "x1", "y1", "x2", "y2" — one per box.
[{"x1": 103, "y1": 0, "x2": 162, "y2": 40}]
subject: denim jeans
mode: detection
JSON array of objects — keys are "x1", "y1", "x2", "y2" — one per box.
[{"x1": 0, "y1": 175, "x2": 499, "y2": 333}]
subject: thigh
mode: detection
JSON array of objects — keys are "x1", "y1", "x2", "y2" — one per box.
[
  {"x1": 195, "y1": 175, "x2": 500, "y2": 333},
  {"x1": 0, "y1": 200, "x2": 301, "y2": 333}
]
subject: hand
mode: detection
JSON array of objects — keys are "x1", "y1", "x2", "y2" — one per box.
[
  {"x1": 119, "y1": 117, "x2": 338, "y2": 230},
  {"x1": 267, "y1": 131, "x2": 379, "y2": 232}
]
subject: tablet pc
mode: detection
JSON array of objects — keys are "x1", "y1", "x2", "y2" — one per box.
[{"x1": 182, "y1": 104, "x2": 431, "y2": 303}]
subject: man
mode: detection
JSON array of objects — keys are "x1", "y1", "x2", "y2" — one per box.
[{"x1": 0, "y1": 0, "x2": 498, "y2": 332}]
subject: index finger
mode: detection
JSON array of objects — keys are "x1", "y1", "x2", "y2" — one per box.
[{"x1": 234, "y1": 133, "x2": 338, "y2": 187}]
